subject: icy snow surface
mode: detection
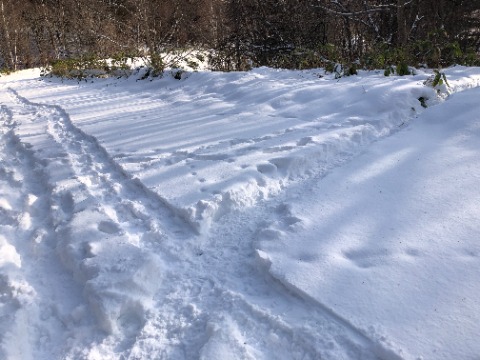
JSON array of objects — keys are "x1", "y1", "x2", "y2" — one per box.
[{"x1": 0, "y1": 66, "x2": 480, "y2": 359}]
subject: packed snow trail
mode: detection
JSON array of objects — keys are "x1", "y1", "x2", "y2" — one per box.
[
  {"x1": 0, "y1": 87, "x2": 200, "y2": 356},
  {"x1": 0, "y1": 82, "x2": 390, "y2": 359},
  {"x1": 10, "y1": 67, "x2": 446, "y2": 233},
  {"x1": 0, "y1": 104, "x2": 96, "y2": 359}
]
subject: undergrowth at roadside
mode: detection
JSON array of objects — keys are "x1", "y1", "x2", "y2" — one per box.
[{"x1": 41, "y1": 50, "x2": 206, "y2": 81}]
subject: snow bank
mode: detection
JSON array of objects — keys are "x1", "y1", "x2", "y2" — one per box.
[{"x1": 256, "y1": 82, "x2": 480, "y2": 359}]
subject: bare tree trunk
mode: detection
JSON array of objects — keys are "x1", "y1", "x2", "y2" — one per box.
[
  {"x1": 1, "y1": 1, "x2": 15, "y2": 69},
  {"x1": 397, "y1": 0, "x2": 407, "y2": 46}
]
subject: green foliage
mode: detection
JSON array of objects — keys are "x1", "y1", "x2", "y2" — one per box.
[
  {"x1": 346, "y1": 63, "x2": 358, "y2": 76},
  {"x1": 326, "y1": 62, "x2": 359, "y2": 78},
  {"x1": 423, "y1": 69, "x2": 450, "y2": 97},
  {"x1": 214, "y1": 52, "x2": 252, "y2": 72},
  {"x1": 209, "y1": 44, "x2": 344, "y2": 72},
  {"x1": 403, "y1": 37, "x2": 479, "y2": 68},
  {"x1": 44, "y1": 54, "x2": 134, "y2": 80},
  {"x1": 259, "y1": 49, "x2": 324, "y2": 70},
  {"x1": 366, "y1": 46, "x2": 412, "y2": 76},
  {"x1": 418, "y1": 97, "x2": 428, "y2": 108},
  {"x1": 46, "y1": 58, "x2": 99, "y2": 79},
  {"x1": 363, "y1": 44, "x2": 403, "y2": 70},
  {"x1": 324, "y1": 61, "x2": 335, "y2": 74},
  {"x1": 396, "y1": 61, "x2": 411, "y2": 76},
  {"x1": 463, "y1": 51, "x2": 480, "y2": 66},
  {"x1": 148, "y1": 54, "x2": 165, "y2": 77},
  {"x1": 417, "y1": 30, "x2": 467, "y2": 67},
  {"x1": 0, "y1": 67, "x2": 12, "y2": 76},
  {"x1": 432, "y1": 70, "x2": 449, "y2": 88},
  {"x1": 384, "y1": 66, "x2": 394, "y2": 77},
  {"x1": 360, "y1": 39, "x2": 479, "y2": 75},
  {"x1": 383, "y1": 64, "x2": 410, "y2": 77},
  {"x1": 233, "y1": 43, "x2": 363, "y2": 78},
  {"x1": 109, "y1": 52, "x2": 131, "y2": 74}
]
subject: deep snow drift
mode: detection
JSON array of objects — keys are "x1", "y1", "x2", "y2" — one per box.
[{"x1": 0, "y1": 66, "x2": 479, "y2": 360}]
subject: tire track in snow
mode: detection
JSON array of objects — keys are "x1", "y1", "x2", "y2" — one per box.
[
  {"x1": 8, "y1": 88, "x2": 196, "y2": 237},
  {"x1": 6, "y1": 88, "x2": 398, "y2": 359},
  {"x1": 0, "y1": 104, "x2": 97, "y2": 360},
  {"x1": 6, "y1": 88, "x2": 197, "y2": 338}
]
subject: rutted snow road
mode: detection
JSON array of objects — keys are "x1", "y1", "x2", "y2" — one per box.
[
  {"x1": 1, "y1": 67, "x2": 480, "y2": 359},
  {"x1": 0, "y1": 84, "x2": 388, "y2": 359}
]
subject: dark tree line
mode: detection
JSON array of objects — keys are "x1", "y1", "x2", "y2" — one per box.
[
  {"x1": 217, "y1": 0, "x2": 480, "y2": 69},
  {"x1": 0, "y1": 0, "x2": 478, "y2": 71}
]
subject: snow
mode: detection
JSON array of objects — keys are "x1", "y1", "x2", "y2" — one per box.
[
  {"x1": 257, "y1": 85, "x2": 480, "y2": 359},
  {"x1": 0, "y1": 65, "x2": 480, "y2": 359}
]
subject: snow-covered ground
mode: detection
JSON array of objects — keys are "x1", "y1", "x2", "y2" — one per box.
[{"x1": 0, "y1": 66, "x2": 479, "y2": 359}]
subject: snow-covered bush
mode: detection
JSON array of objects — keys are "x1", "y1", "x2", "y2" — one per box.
[
  {"x1": 43, "y1": 55, "x2": 134, "y2": 80},
  {"x1": 424, "y1": 69, "x2": 450, "y2": 96}
]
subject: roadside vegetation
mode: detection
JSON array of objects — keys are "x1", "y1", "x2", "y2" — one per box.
[{"x1": 0, "y1": 0, "x2": 478, "y2": 78}]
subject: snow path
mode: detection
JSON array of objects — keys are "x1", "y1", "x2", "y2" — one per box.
[
  {"x1": 11, "y1": 68, "x2": 441, "y2": 233},
  {"x1": 0, "y1": 84, "x2": 389, "y2": 359},
  {"x1": 2, "y1": 87, "x2": 203, "y2": 353},
  {"x1": 0, "y1": 104, "x2": 94, "y2": 359},
  {"x1": 1, "y1": 67, "x2": 479, "y2": 359}
]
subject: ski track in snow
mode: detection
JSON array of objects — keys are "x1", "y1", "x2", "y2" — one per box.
[{"x1": 0, "y1": 86, "x2": 389, "y2": 359}]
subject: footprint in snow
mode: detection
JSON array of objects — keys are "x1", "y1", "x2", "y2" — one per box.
[
  {"x1": 297, "y1": 137, "x2": 314, "y2": 147},
  {"x1": 98, "y1": 220, "x2": 122, "y2": 235},
  {"x1": 343, "y1": 248, "x2": 391, "y2": 269}
]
